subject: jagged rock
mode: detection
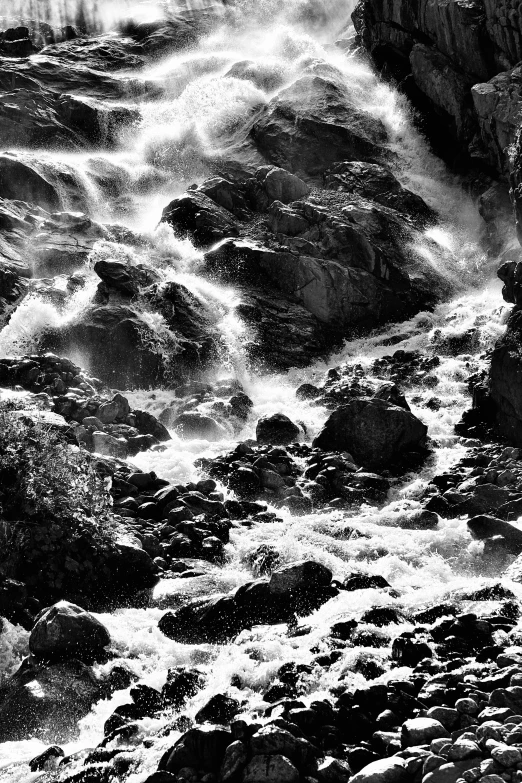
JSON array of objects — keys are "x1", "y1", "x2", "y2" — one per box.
[
  {"x1": 29, "y1": 601, "x2": 111, "y2": 662},
  {"x1": 350, "y1": 757, "x2": 409, "y2": 783},
  {"x1": 251, "y1": 72, "x2": 387, "y2": 179},
  {"x1": 159, "y1": 560, "x2": 336, "y2": 643},
  {"x1": 29, "y1": 746, "x2": 64, "y2": 772},
  {"x1": 0, "y1": 153, "x2": 61, "y2": 210},
  {"x1": 94, "y1": 259, "x2": 160, "y2": 295},
  {"x1": 162, "y1": 190, "x2": 239, "y2": 248},
  {"x1": 313, "y1": 398, "x2": 428, "y2": 471},
  {"x1": 353, "y1": 0, "x2": 522, "y2": 169},
  {"x1": 490, "y1": 310, "x2": 522, "y2": 444},
  {"x1": 254, "y1": 165, "x2": 310, "y2": 204},
  {"x1": 323, "y1": 160, "x2": 435, "y2": 224},
  {"x1": 0, "y1": 657, "x2": 106, "y2": 742},
  {"x1": 256, "y1": 413, "x2": 301, "y2": 445}
]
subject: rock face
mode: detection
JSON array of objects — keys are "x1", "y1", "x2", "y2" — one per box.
[
  {"x1": 29, "y1": 601, "x2": 111, "y2": 662},
  {"x1": 490, "y1": 292, "x2": 522, "y2": 444},
  {"x1": 312, "y1": 398, "x2": 428, "y2": 471},
  {"x1": 353, "y1": 0, "x2": 522, "y2": 171}
]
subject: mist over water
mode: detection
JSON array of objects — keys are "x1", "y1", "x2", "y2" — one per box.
[{"x1": 0, "y1": 0, "x2": 517, "y2": 779}]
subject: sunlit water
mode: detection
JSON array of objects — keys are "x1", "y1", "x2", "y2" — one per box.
[{"x1": 0, "y1": 0, "x2": 518, "y2": 780}]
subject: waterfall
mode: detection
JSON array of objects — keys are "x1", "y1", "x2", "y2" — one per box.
[{"x1": 0, "y1": 0, "x2": 518, "y2": 778}]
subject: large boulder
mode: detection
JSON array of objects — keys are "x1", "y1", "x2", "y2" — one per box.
[
  {"x1": 29, "y1": 601, "x2": 111, "y2": 662},
  {"x1": 251, "y1": 73, "x2": 387, "y2": 180},
  {"x1": 159, "y1": 726, "x2": 232, "y2": 774},
  {"x1": 169, "y1": 412, "x2": 228, "y2": 442},
  {"x1": 159, "y1": 560, "x2": 336, "y2": 643},
  {"x1": 313, "y1": 398, "x2": 428, "y2": 471},
  {"x1": 256, "y1": 413, "x2": 301, "y2": 445},
  {"x1": 0, "y1": 657, "x2": 105, "y2": 743}
]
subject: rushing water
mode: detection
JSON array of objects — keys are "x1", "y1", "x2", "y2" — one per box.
[{"x1": 0, "y1": 0, "x2": 519, "y2": 780}]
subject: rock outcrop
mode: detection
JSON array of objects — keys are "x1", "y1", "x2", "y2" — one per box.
[{"x1": 353, "y1": 0, "x2": 522, "y2": 172}]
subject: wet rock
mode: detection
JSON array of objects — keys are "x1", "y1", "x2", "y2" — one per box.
[
  {"x1": 256, "y1": 414, "x2": 301, "y2": 445},
  {"x1": 468, "y1": 515, "x2": 522, "y2": 553},
  {"x1": 195, "y1": 694, "x2": 240, "y2": 724},
  {"x1": 401, "y1": 717, "x2": 449, "y2": 748},
  {"x1": 317, "y1": 756, "x2": 352, "y2": 783},
  {"x1": 159, "y1": 726, "x2": 232, "y2": 774},
  {"x1": 251, "y1": 73, "x2": 387, "y2": 180},
  {"x1": 0, "y1": 153, "x2": 61, "y2": 210},
  {"x1": 162, "y1": 190, "x2": 239, "y2": 248},
  {"x1": 313, "y1": 398, "x2": 428, "y2": 471},
  {"x1": 170, "y1": 412, "x2": 228, "y2": 441},
  {"x1": 324, "y1": 160, "x2": 435, "y2": 225},
  {"x1": 250, "y1": 725, "x2": 317, "y2": 770},
  {"x1": 490, "y1": 310, "x2": 522, "y2": 445},
  {"x1": 29, "y1": 745, "x2": 64, "y2": 772},
  {"x1": 94, "y1": 259, "x2": 160, "y2": 296},
  {"x1": 162, "y1": 667, "x2": 206, "y2": 708},
  {"x1": 159, "y1": 560, "x2": 336, "y2": 643},
  {"x1": 343, "y1": 573, "x2": 391, "y2": 591},
  {"x1": 29, "y1": 601, "x2": 110, "y2": 663},
  {"x1": 254, "y1": 165, "x2": 310, "y2": 204},
  {"x1": 0, "y1": 657, "x2": 106, "y2": 743}
]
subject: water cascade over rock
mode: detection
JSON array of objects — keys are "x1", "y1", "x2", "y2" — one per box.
[{"x1": 2, "y1": 1, "x2": 522, "y2": 782}]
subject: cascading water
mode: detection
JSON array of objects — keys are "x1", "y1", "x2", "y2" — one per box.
[{"x1": 0, "y1": 0, "x2": 518, "y2": 781}]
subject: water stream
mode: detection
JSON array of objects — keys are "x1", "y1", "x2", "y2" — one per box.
[{"x1": 0, "y1": 0, "x2": 517, "y2": 780}]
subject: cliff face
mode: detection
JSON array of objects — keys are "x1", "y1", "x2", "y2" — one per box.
[
  {"x1": 354, "y1": 0, "x2": 522, "y2": 173},
  {"x1": 354, "y1": 0, "x2": 522, "y2": 447}
]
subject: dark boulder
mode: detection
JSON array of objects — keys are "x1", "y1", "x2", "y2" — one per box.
[
  {"x1": 256, "y1": 413, "x2": 301, "y2": 445},
  {"x1": 468, "y1": 515, "x2": 522, "y2": 553},
  {"x1": 0, "y1": 154, "x2": 61, "y2": 210},
  {"x1": 159, "y1": 726, "x2": 232, "y2": 774},
  {"x1": 29, "y1": 601, "x2": 111, "y2": 662},
  {"x1": 195, "y1": 694, "x2": 240, "y2": 724},
  {"x1": 162, "y1": 190, "x2": 239, "y2": 248},
  {"x1": 0, "y1": 657, "x2": 105, "y2": 743},
  {"x1": 94, "y1": 259, "x2": 160, "y2": 296},
  {"x1": 159, "y1": 560, "x2": 336, "y2": 644},
  {"x1": 313, "y1": 398, "x2": 428, "y2": 471},
  {"x1": 251, "y1": 73, "x2": 387, "y2": 180},
  {"x1": 323, "y1": 160, "x2": 435, "y2": 225}
]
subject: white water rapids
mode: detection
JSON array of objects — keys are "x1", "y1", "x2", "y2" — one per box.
[{"x1": 0, "y1": 0, "x2": 519, "y2": 780}]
